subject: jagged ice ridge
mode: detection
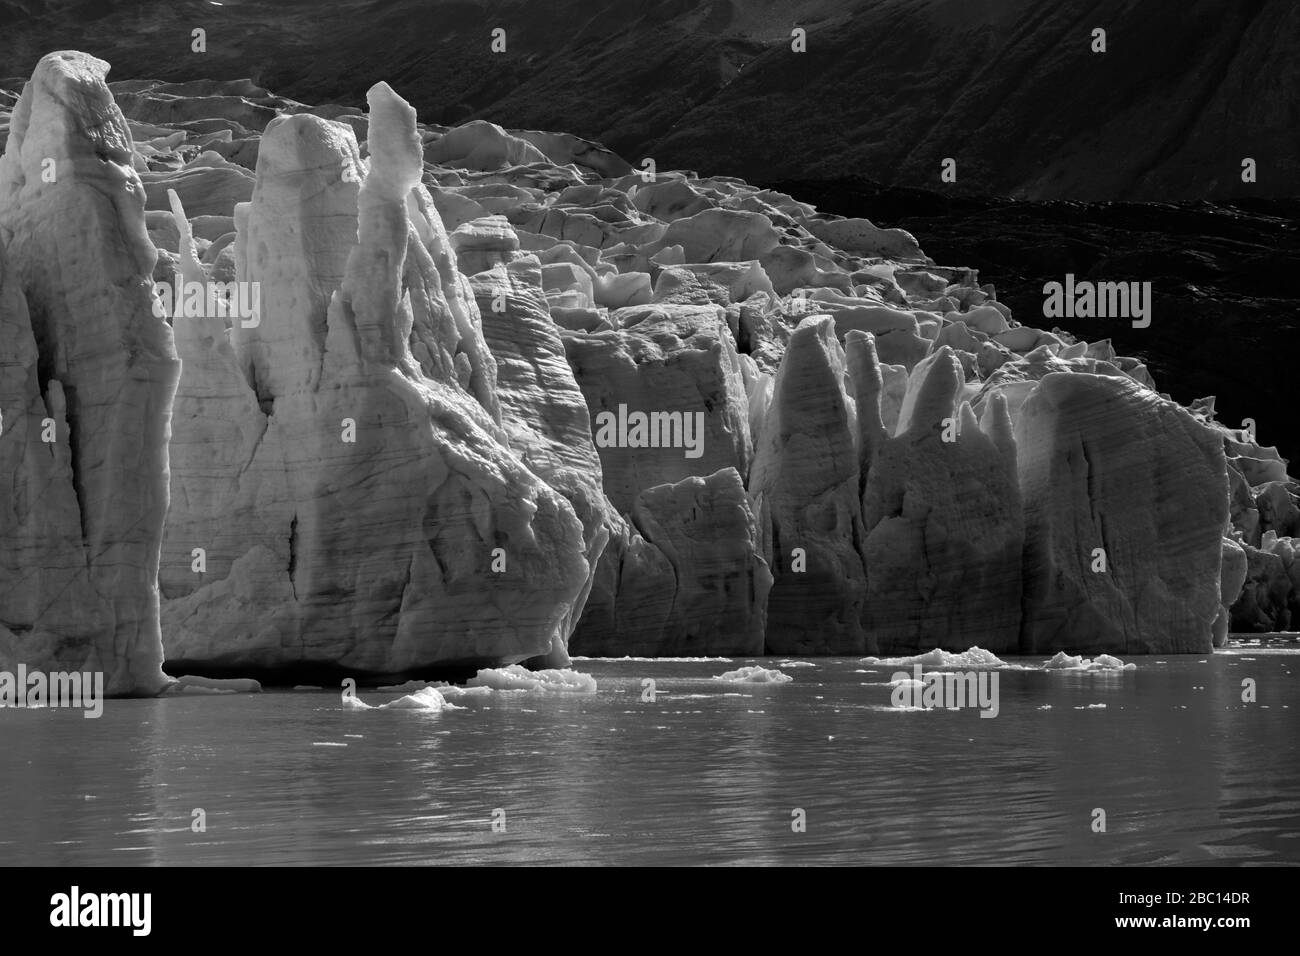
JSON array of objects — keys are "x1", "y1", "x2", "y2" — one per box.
[{"x1": 1, "y1": 51, "x2": 1294, "y2": 694}]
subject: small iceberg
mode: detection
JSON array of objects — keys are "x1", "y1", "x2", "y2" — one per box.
[
  {"x1": 435, "y1": 684, "x2": 494, "y2": 702},
  {"x1": 1043, "y1": 652, "x2": 1136, "y2": 672},
  {"x1": 377, "y1": 678, "x2": 527, "y2": 700},
  {"x1": 859, "y1": 646, "x2": 1020, "y2": 669},
  {"x1": 344, "y1": 687, "x2": 461, "y2": 711},
  {"x1": 713, "y1": 666, "x2": 792, "y2": 684},
  {"x1": 376, "y1": 679, "x2": 433, "y2": 693},
  {"x1": 467, "y1": 665, "x2": 597, "y2": 694}
]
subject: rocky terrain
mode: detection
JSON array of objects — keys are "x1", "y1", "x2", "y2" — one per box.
[
  {"x1": 2, "y1": 0, "x2": 1296, "y2": 202},
  {"x1": 1, "y1": 50, "x2": 1296, "y2": 693}
]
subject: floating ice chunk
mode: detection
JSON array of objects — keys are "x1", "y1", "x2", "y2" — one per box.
[
  {"x1": 344, "y1": 687, "x2": 462, "y2": 711},
  {"x1": 887, "y1": 677, "x2": 925, "y2": 690},
  {"x1": 1043, "y1": 652, "x2": 1136, "y2": 672},
  {"x1": 777, "y1": 660, "x2": 816, "y2": 668},
  {"x1": 373, "y1": 679, "x2": 493, "y2": 700},
  {"x1": 467, "y1": 665, "x2": 597, "y2": 693},
  {"x1": 376, "y1": 679, "x2": 433, "y2": 693},
  {"x1": 859, "y1": 646, "x2": 1017, "y2": 669},
  {"x1": 381, "y1": 687, "x2": 461, "y2": 710},
  {"x1": 713, "y1": 666, "x2": 792, "y2": 684},
  {"x1": 436, "y1": 684, "x2": 494, "y2": 701}
]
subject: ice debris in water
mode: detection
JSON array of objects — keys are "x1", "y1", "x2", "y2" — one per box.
[
  {"x1": 1043, "y1": 652, "x2": 1136, "y2": 671},
  {"x1": 379, "y1": 675, "x2": 572, "y2": 698},
  {"x1": 467, "y1": 665, "x2": 597, "y2": 693},
  {"x1": 343, "y1": 687, "x2": 462, "y2": 711},
  {"x1": 375, "y1": 679, "x2": 492, "y2": 700},
  {"x1": 859, "y1": 646, "x2": 1018, "y2": 669},
  {"x1": 713, "y1": 666, "x2": 793, "y2": 684}
]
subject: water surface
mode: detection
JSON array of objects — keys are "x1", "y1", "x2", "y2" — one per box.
[{"x1": 2, "y1": 641, "x2": 1297, "y2": 865}]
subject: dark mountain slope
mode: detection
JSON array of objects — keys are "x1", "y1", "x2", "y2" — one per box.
[{"x1": 1, "y1": 0, "x2": 1295, "y2": 200}]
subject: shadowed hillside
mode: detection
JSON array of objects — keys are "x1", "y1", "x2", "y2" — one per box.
[{"x1": 1, "y1": 0, "x2": 1296, "y2": 201}]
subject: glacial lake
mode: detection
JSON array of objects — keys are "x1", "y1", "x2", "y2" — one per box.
[{"x1": 2, "y1": 640, "x2": 1297, "y2": 866}]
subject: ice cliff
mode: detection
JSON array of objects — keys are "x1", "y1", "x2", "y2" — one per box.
[
  {"x1": 0, "y1": 51, "x2": 1290, "y2": 690},
  {"x1": 0, "y1": 52, "x2": 178, "y2": 695}
]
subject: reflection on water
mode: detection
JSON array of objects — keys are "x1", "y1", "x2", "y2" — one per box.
[{"x1": 2, "y1": 642, "x2": 1297, "y2": 865}]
